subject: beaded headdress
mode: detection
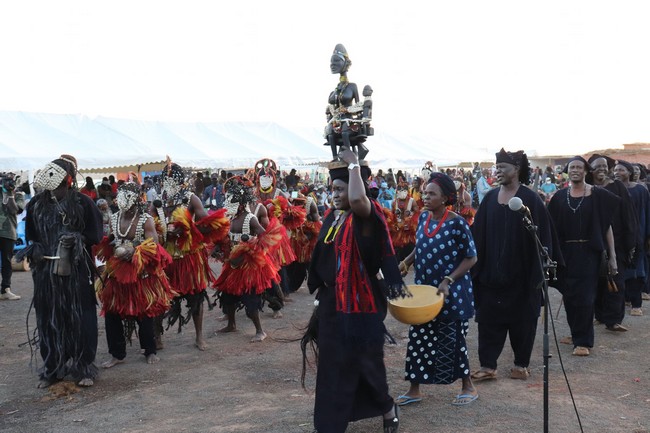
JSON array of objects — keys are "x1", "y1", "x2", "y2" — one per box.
[
  {"x1": 161, "y1": 160, "x2": 186, "y2": 185},
  {"x1": 34, "y1": 158, "x2": 75, "y2": 191},
  {"x1": 116, "y1": 182, "x2": 143, "y2": 211},
  {"x1": 420, "y1": 161, "x2": 434, "y2": 182},
  {"x1": 254, "y1": 158, "x2": 277, "y2": 194},
  {"x1": 224, "y1": 175, "x2": 255, "y2": 205},
  {"x1": 160, "y1": 159, "x2": 186, "y2": 202}
]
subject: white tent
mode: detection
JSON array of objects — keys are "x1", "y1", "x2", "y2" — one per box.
[{"x1": 0, "y1": 111, "x2": 494, "y2": 173}]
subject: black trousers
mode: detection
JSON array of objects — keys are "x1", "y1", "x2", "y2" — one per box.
[
  {"x1": 105, "y1": 313, "x2": 156, "y2": 359},
  {"x1": 0, "y1": 236, "x2": 14, "y2": 290},
  {"x1": 558, "y1": 245, "x2": 599, "y2": 348},
  {"x1": 625, "y1": 278, "x2": 644, "y2": 309},
  {"x1": 594, "y1": 272, "x2": 626, "y2": 326},
  {"x1": 477, "y1": 316, "x2": 538, "y2": 370}
]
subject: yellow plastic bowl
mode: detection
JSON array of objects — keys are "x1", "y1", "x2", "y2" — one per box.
[{"x1": 388, "y1": 284, "x2": 444, "y2": 325}]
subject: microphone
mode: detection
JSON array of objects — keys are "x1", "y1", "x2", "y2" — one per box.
[{"x1": 508, "y1": 197, "x2": 531, "y2": 217}]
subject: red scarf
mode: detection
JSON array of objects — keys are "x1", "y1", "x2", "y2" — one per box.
[{"x1": 333, "y1": 200, "x2": 404, "y2": 314}]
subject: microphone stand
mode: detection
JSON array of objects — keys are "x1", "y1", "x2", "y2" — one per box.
[{"x1": 521, "y1": 213, "x2": 556, "y2": 433}]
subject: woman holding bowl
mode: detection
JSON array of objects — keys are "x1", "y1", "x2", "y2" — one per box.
[{"x1": 398, "y1": 172, "x2": 479, "y2": 406}]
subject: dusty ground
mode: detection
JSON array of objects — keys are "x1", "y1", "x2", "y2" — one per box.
[{"x1": 1, "y1": 262, "x2": 649, "y2": 433}]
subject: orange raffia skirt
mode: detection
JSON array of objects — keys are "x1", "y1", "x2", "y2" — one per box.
[
  {"x1": 214, "y1": 218, "x2": 286, "y2": 296},
  {"x1": 95, "y1": 238, "x2": 176, "y2": 318}
]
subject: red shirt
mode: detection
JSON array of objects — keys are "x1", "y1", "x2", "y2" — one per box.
[{"x1": 80, "y1": 188, "x2": 97, "y2": 201}]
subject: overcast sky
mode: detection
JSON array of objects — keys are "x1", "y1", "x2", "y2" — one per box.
[{"x1": 1, "y1": 0, "x2": 649, "y2": 157}]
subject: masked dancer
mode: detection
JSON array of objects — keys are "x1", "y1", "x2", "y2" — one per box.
[
  {"x1": 150, "y1": 160, "x2": 229, "y2": 351},
  {"x1": 284, "y1": 189, "x2": 322, "y2": 293},
  {"x1": 389, "y1": 178, "x2": 419, "y2": 262},
  {"x1": 214, "y1": 176, "x2": 286, "y2": 342},
  {"x1": 21, "y1": 155, "x2": 103, "y2": 388},
  {"x1": 95, "y1": 181, "x2": 176, "y2": 368},
  {"x1": 453, "y1": 178, "x2": 476, "y2": 226},
  {"x1": 252, "y1": 159, "x2": 298, "y2": 308}
]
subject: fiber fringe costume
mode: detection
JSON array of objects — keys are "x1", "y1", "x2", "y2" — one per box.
[
  {"x1": 153, "y1": 162, "x2": 230, "y2": 331},
  {"x1": 94, "y1": 215, "x2": 175, "y2": 319},
  {"x1": 286, "y1": 195, "x2": 322, "y2": 263},
  {"x1": 214, "y1": 215, "x2": 284, "y2": 298},
  {"x1": 284, "y1": 194, "x2": 322, "y2": 293},
  {"x1": 163, "y1": 205, "x2": 228, "y2": 294},
  {"x1": 262, "y1": 195, "x2": 299, "y2": 268},
  {"x1": 389, "y1": 181, "x2": 419, "y2": 261},
  {"x1": 95, "y1": 181, "x2": 177, "y2": 361},
  {"x1": 20, "y1": 158, "x2": 103, "y2": 383},
  {"x1": 452, "y1": 180, "x2": 476, "y2": 226}
]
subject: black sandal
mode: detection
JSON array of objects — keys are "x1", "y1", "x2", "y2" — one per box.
[{"x1": 383, "y1": 403, "x2": 400, "y2": 433}]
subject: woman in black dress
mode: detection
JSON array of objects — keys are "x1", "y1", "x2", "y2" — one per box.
[{"x1": 303, "y1": 149, "x2": 406, "y2": 433}]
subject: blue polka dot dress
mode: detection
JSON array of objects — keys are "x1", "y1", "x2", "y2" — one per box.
[{"x1": 404, "y1": 212, "x2": 477, "y2": 385}]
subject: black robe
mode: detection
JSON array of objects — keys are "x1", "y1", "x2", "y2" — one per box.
[
  {"x1": 471, "y1": 185, "x2": 561, "y2": 323},
  {"x1": 24, "y1": 190, "x2": 103, "y2": 381},
  {"x1": 307, "y1": 209, "x2": 393, "y2": 433},
  {"x1": 593, "y1": 180, "x2": 637, "y2": 325},
  {"x1": 548, "y1": 187, "x2": 619, "y2": 298},
  {"x1": 602, "y1": 180, "x2": 637, "y2": 269}
]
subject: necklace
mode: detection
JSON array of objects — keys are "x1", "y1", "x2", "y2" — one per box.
[
  {"x1": 324, "y1": 210, "x2": 347, "y2": 244},
  {"x1": 117, "y1": 209, "x2": 138, "y2": 238},
  {"x1": 566, "y1": 185, "x2": 587, "y2": 213},
  {"x1": 336, "y1": 80, "x2": 349, "y2": 106},
  {"x1": 424, "y1": 208, "x2": 449, "y2": 238}
]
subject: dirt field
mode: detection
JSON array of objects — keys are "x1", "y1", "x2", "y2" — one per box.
[{"x1": 1, "y1": 263, "x2": 649, "y2": 433}]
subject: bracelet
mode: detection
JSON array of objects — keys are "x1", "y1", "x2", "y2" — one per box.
[
  {"x1": 443, "y1": 275, "x2": 455, "y2": 284},
  {"x1": 400, "y1": 261, "x2": 410, "y2": 269}
]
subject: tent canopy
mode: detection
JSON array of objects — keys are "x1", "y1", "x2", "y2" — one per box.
[{"x1": 0, "y1": 111, "x2": 494, "y2": 173}]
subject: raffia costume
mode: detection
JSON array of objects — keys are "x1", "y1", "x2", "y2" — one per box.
[
  {"x1": 214, "y1": 175, "x2": 286, "y2": 313},
  {"x1": 21, "y1": 158, "x2": 103, "y2": 383},
  {"x1": 253, "y1": 159, "x2": 299, "y2": 302},
  {"x1": 388, "y1": 180, "x2": 419, "y2": 261},
  {"x1": 152, "y1": 164, "x2": 230, "y2": 330},
  {"x1": 94, "y1": 181, "x2": 177, "y2": 361},
  {"x1": 95, "y1": 212, "x2": 175, "y2": 319}
]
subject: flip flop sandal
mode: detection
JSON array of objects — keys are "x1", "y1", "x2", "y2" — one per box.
[
  {"x1": 510, "y1": 367, "x2": 530, "y2": 380},
  {"x1": 451, "y1": 393, "x2": 478, "y2": 406},
  {"x1": 395, "y1": 395, "x2": 423, "y2": 406},
  {"x1": 470, "y1": 370, "x2": 497, "y2": 381}
]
